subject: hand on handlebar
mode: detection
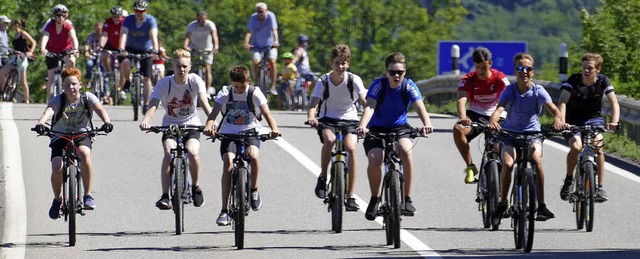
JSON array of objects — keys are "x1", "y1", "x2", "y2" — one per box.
[
  {"x1": 139, "y1": 121, "x2": 151, "y2": 131},
  {"x1": 457, "y1": 118, "x2": 471, "y2": 127},
  {"x1": 487, "y1": 121, "x2": 501, "y2": 132},
  {"x1": 356, "y1": 127, "x2": 369, "y2": 138},
  {"x1": 607, "y1": 122, "x2": 619, "y2": 132},
  {"x1": 34, "y1": 124, "x2": 48, "y2": 135},
  {"x1": 203, "y1": 123, "x2": 217, "y2": 137},
  {"x1": 100, "y1": 122, "x2": 114, "y2": 133},
  {"x1": 268, "y1": 130, "x2": 280, "y2": 139},
  {"x1": 307, "y1": 118, "x2": 319, "y2": 127},
  {"x1": 243, "y1": 43, "x2": 253, "y2": 51},
  {"x1": 419, "y1": 125, "x2": 433, "y2": 136}
]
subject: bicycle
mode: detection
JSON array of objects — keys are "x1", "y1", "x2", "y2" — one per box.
[
  {"x1": 212, "y1": 131, "x2": 279, "y2": 250},
  {"x1": 254, "y1": 46, "x2": 274, "y2": 95},
  {"x1": 307, "y1": 121, "x2": 356, "y2": 233},
  {"x1": 46, "y1": 50, "x2": 74, "y2": 98},
  {"x1": 102, "y1": 50, "x2": 121, "y2": 105},
  {"x1": 88, "y1": 50, "x2": 108, "y2": 105},
  {"x1": 1, "y1": 49, "x2": 31, "y2": 102},
  {"x1": 367, "y1": 128, "x2": 423, "y2": 249},
  {"x1": 147, "y1": 124, "x2": 204, "y2": 235},
  {"x1": 564, "y1": 125, "x2": 607, "y2": 232},
  {"x1": 124, "y1": 52, "x2": 151, "y2": 121},
  {"x1": 493, "y1": 130, "x2": 552, "y2": 253},
  {"x1": 31, "y1": 126, "x2": 107, "y2": 246},
  {"x1": 467, "y1": 121, "x2": 502, "y2": 230}
]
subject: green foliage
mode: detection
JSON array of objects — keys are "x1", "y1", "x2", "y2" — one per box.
[{"x1": 604, "y1": 132, "x2": 640, "y2": 162}]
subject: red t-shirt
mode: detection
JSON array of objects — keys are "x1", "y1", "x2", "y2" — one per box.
[
  {"x1": 102, "y1": 17, "x2": 124, "y2": 50},
  {"x1": 43, "y1": 19, "x2": 74, "y2": 53},
  {"x1": 458, "y1": 68, "x2": 510, "y2": 116}
]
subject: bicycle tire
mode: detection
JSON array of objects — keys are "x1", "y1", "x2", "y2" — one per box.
[
  {"x1": 487, "y1": 160, "x2": 501, "y2": 231},
  {"x1": 68, "y1": 163, "x2": 78, "y2": 246},
  {"x1": 112, "y1": 70, "x2": 121, "y2": 105},
  {"x1": 3, "y1": 69, "x2": 18, "y2": 101},
  {"x1": 522, "y1": 168, "x2": 536, "y2": 253},
  {"x1": 575, "y1": 172, "x2": 585, "y2": 230},
  {"x1": 389, "y1": 170, "x2": 402, "y2": 248},
  {"x1": 478, "y1": 161, "x2": 490, "y2": 229},
  {"x1": 132, "y1": 75, "x2": 141, "y2": 121},
  {"x1": 331, "y1": 162, "x2": 345, "y2": 233},
  {"x1": 258, "y1": 68, "x2": 267, "y2": 93},
  {"x1": 172, "y1": 158, "x2": 185, "y2": 235},
  {"x1": 512, "y1": 168, "x2": 522, "y2": 250},
  {"x1": 234, "y1": 167, "x2": 248, "y2": 250},
  {"x1": 584, "y1": 162, "x2": 596, "y2": 232},
  {"x1": 383, "y1": 177, "x2": 393, "y2": 245}
]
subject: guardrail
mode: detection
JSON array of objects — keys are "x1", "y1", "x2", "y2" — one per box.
[{"x1": 416, "y1": 75, "x2": 640, "y2": 145}]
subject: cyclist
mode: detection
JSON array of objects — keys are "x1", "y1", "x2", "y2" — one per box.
[
  {"x1": 99, "y1": 6, "x2": 126, "y2": 100},
  {"x1": 139, "y1": 49, "x2": 212, "y2": 210},
  {"x1": 152, "y1": 37, "x2": 170, "y2": 82},
  {"x1": 356, "y1": 52, "x2": 434, "y2": 220},
  {"x1": 84, "y1": 22, "x2": 109, "y2": 104},
  {"x1": 292, "y1": 34, "x2": 318, "y2": 97},
  {"x1": 202, "y1": 65, "x2": 280, "y2": 226},
  {"x1": 182, "y1": 10, "x2": 219, "y2": 97},
  {"x1": 487, "y1": 52, "x2": 568, "y2": 222},
  {"x1": 243, "y1": 2, "x2": 279, "y2": 95},
  {"x1": 0, "y1": 15, "x2": 10, "y2": 68},
  {"x1": 40, "y1": 4, "x2": 80, "y2": 102},
  {"x1": 118, "y1": 0, "x2": 159, "y2": 115},
  {"x1": 453, "y1": 47, "x2": 510, "y2": 184},
  {"x1": 307, "y1": 44, "x2": 366, "y2": 211},
  {"x1": 277, "y1": 51, "x2": 298, "y2": 110},
  {"x1": 0, "y1": 18, "x2": 36, "y2": 103},
  {"x1": 557, "y1": 53, "x2": 620, "y2": 203},
  {"x1": 33, "y1": 67, "x2": 113, "y2": 219}
]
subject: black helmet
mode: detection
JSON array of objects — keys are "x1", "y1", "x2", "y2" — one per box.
[
  {"x1": 133, "y1": 0, "x2": 148, "y2": 11},
  {"x1": 297, "y1": 34, "x2": 309, "y2": 44},
  {"x1": 111, "y1": 6, "x2": 123, "y2": 15}
]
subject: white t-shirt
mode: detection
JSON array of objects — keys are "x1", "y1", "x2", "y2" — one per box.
[
  {"x1": 186, "y1": 20, "x2": 216, "y2": 50},
  {"x1": 150, "y1": 73, "x2": 206, "y2": 126},
  {"x1": 313, "y1": 72, "x2": 366, "y2": 121},
  {"x1": 214, "y1": 85, "x2": 268, "y2": 134}
]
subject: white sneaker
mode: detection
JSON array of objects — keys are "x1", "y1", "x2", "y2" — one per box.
[
  {"x1": 119, "y1": 90, "x2": 127, "y2": 100},
  {"x1": 207, "y1": 87, "x2": 216, "y2": 96},
  {"x1": 216, "y1": 211, "x2": 230, "y2": 226}
]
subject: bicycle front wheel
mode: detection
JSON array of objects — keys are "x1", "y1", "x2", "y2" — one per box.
[
  {"x1": 521, "y1": 168, "x2": 536, "y2": 253},
  {"x1": 487, "y1": 160, "x2": 501, "y2": 231},
  {"x1": 234, "y1": 167, "x2": 248, "y2": 249},
  {"x1": 584, "y1": 162, "x2": 596, "y2": 232},
  {"x1": 171, "y1": 158, "x2": 185, "y2": 235},
  {"x1": 331, "y1": 162, "x2": 345, "y2": 233},
  {"x1": 388, "y1": 170, "x2": 402, "y2": 248},
  {"x1": 3, "y1": 69, "x2": 18, "y2": 101},
  {"x1": 575, "y1": 172, "x2": 585, "y2": 230},
  {"x1": 67, "y1": 163, "x2": 78, "y2": 246}
]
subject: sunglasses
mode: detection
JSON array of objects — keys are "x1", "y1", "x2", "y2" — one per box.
[
  {"x1": 387, "y1": 70, "x2": 405, "y2": 76},
  {"x1": 56, "y1": 13, "x2": 66, "y2": 18},
  {"x1": 134, "y1": 9, "x2": 146, "y2": 13},
  {"x1": 516, "y1": 66, "x2": 534, "y2": 73}
]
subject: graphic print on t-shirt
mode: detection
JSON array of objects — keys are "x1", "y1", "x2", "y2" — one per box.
[
  {"x1": 225, "y1": 100, "x2": 251, "y2": 125},
  {"x1": 167, "y1": 89, "x2": 193, "y2": 117}
]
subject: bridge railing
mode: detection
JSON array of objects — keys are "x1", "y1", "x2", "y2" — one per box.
[{"x1": 416, "y1": 75, "x2": 640, "y2": 145}]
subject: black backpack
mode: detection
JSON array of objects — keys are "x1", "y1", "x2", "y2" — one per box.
[
  {"x1": 52, "y1": 92, "x2": 93, "y2": 127},
  {"x1": 316, "y1": 72, "x2": 355, "y2": 118},
  {"x1": 374, "y1": 77, "x2": 411, "y2": 112},
  {"x1": 224, "y1": 85, "x2": 261, "y2": 121}
]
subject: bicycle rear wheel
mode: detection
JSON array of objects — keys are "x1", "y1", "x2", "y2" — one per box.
[
  {"x1": 67, "y1": 163, "x2": 78, "y2": 246},
  {"x1": 331, "y1": 162, "x2": 345, "y2": 233},
  {"x1": 388, "y1": 170, "x2": 402, "y2": 248},
  {"x1": 487, "y1": 160, "x2": 501, "y2": 231},
  {"x1": 3, "y1": 69, "x2": 18, "y2": 101},
  {"x1": 234, "y1": 167, "x2": 248, "y2": 249},
  {"x1": 584, "y1": 162, "x2": 596, "y2": 232},
  {"x1": 172, "y1": 158, "x2": 185, "y2": 235},
  {"x1": 522, "y1": 168, "x2": 536, "y2": 253},
  {"x1": 132, "y1": 75, "x2": 142, "y2": 121}
]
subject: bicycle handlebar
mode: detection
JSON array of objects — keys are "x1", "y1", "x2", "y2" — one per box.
[
  {"x1": 366, "y1": 127, "x2": 423, "y2": 140},
  {"x1": 211, "y1": 132, "x2": 281, "y2": 142},
  {"x1": 146, "y1": 124, "x2": 205, "y2": 134},
  {"x1": 31, "y1": 126, "x2": 108, "y2": 137}
]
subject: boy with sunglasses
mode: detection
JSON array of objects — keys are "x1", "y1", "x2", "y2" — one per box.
[
  {"x1": 356, "y1": 52, "x2": 434, "y2": 220},
  {"x1": 487, "y1": 53, "x2": 567, "y2": 222}
]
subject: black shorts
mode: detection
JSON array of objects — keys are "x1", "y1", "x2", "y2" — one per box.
[
  {"x1": 45, "y1": 54, "x2": 68, "y2": 70},
  {"x1": 49, "y1": 136, "x2": 92, "y2": 160},
  {"x1": 317, "y1": 117, "x2": 359, "y2": 144},
  {"x1": 125, "y1": 48, "x2": 153, "y2": 78},
  {"x1": 219, "y1": 137, "x2": 261, "y2": 156},
  {"x1": 363, "y1": 124, "x2": 412, "y2": 154},
  {"x1": 161, "y1": 129, "x2": 201, "y2": 142},
  {"x1": 465, "y1": 110, "x2": 492, "y2": 141}
]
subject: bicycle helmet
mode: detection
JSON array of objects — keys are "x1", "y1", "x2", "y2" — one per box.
[
  {"x1": 282, "y1": 52, "x2": 294, "y2": 59},
  {"x1": 133, "y1": 0, "x2": 148, "y2": 11},
  {"x1": 297, "y1": 34, "x2": 309, "y2": 44},
  {"x1": 111, "y1": 6, "x2": 123, "y2": 15},
  {"x1": 52, "y1": 4, "x2": 68, "y2": 14}
]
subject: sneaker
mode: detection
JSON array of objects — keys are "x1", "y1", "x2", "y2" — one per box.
[
  {"x1": 595, "y1": 187, "x2": 609, "y2": 203},
  {"x1": 123, "y1": 81, "x2": 131, "y2": 93},
  {"x1": 365, "y1": 196, "x2": 380, "y2": 221},
  {"x1": 216, "y1": 210, "x2": 230, "y2": 226},
  {"x1": 492, "y1": 201, "x2": 508, "y2": 226},
  {"x1": 315, "y1": 176, "x2": 327, "y2": 199},
  {"x1": 250, "y1": 190, "x2": 262, "y2": 211},
  {"x1": 345, "y1": 197, "x2": 359, "y2": 211},
  {"x1": 269, "y1": 88, "x2": 278, "y2": 95},
  {"x1": 83, "y1": 194, "x2": 95, "y2": 210},
  {"x1": 155, "y1": 194, "x2": 171, "y2": 210},
  {"x1": 49, "y1": 198, "x2": 62, "y2": 219},
  {"x1": 464, "y1": 164, "x2": 478, "y2": 184},
  {"x1": 119, "y1": 90, "x2": 127, "y2": 100},
  {"x1": 404, "y1": 197, "x2": 416, "y2": 216},
  {"x1": 560, "y1": 178, "x2": 573, "y2": 201},
  {"x1": 536, "y1": 203, "x2": 555, "y2": 221},
  {"x1": 192, "y1": 186, "x2": 205, "y2": 207},
  {"x1": 207, "y1": 87, "x2": 216, "y2": 96}
]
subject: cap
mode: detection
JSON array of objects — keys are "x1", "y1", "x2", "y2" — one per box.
[
  {"x1": 282, "y1": 52, "x2": 293, "y2": 59},
  {"x1": 0, "y1": 16, "x2": 11, "y2": 23}
]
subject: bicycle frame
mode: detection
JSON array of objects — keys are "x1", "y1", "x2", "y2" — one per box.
[
  {"x1": 126, "y1": 53, "x2": 151, "y2": 121},
  {"x1": 89, "y1": 51, "x2": 105, "y2": 101},
  {"x1": 255, "y1": 47, "x2": 272, "y2": 94},
  {"x1": 47, "y1": 51, "x2": 72, "y2": 97},
  {"x1": 1, "y1": 50, "x2": 25, "y2": 102}
]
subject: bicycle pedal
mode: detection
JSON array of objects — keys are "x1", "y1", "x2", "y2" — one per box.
[{"x1": 403, "y1": 211, "x2": 415, "y2": 217}]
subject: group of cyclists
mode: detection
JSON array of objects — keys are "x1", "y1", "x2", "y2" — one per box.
[{"x1": 29, "y1": 1, "x2": 621, "y2": 248}]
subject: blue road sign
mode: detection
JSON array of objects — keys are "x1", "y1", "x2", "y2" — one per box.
[{"x1": 437, "y1": 41, "x2": 527, "y2": 76}]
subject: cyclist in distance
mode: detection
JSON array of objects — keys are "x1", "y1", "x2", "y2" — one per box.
[
  {"x1": 453, "y1": 47, "x2": 510, "y2": 184},
  {"x1": 243, "y1": 2, "x2": 280, "y2": 95},
  {"x1": 40, "y1": 4, "x2": 80, "y2": 101},
  {"x1": 99, "y1": 6, "x2": 126, "y2": 99},
  {"x1": 356, "y1": 52, "x2": 434, "y2": 220},
  {"x1": 84, "y1": 22, "x2": 108, "y2": 103},
  {"x1": 292, "y1": 34, "x2": 318, "y2": 96},
  {"x1": 0, "y1": 18, "x2": 36, "y2": 103},
  {"x1": 307, "y1": 44, "x2": 366, "y2": 211},
  {"x1": 203, "y1": 65, "x2": 280, "y2": 226},
  {"x1": 139, "y1": 49, "x2": 212, "y2": 210},
  {"x1": 119, "y1": 0, "x2": 159, "y2": 114},
  {"x1": 487, "y1": 52, "x2": 568, "y2": 222},
  {"x1": 0, "y1": 15, "x2": 10, "y2": 69},
  {"x1": 183, "y1": 10, "x2": 219, "y2": 97},
  {"x1": 276, "y1": 51, "x2": 298, "y2": 109},
  {"x1": 33, "y1": 67, "x2": 113, "y2": 219},
  {"x1": 557, "y1": 53, "x2": 620, "y2": 203},
  {"x1": 152, "y1": 37, "x2": 170, "y2": 81}
]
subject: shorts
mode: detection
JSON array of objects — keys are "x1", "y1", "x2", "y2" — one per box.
[
  {"x1": 161, "y1": 129, "x2": 201, "y2": 142},
  {"x1": 563, "y1": 117, "x2": 605, "y2": 142},
  {"x1": 363, "y1": 124, "x2": 413, "y2": 154},
  {"x1": 500, "y1": 132, "x2": 543, "y2": 149},
  {"x1": 193, "y1": 49, "x2": 214, "y2": 65},
  {"x1": 125, "y1": 48, "x2": 153, "y2": 78},
  {"x1": 45, "y1": 54, "x2": 69, "y2": 70},
  {"x1": 219, "y1": 136, "x2": 261, "y2": 156},
  {"x1": 316, "y1": 117, "x2": 359, "y2": 144},
  {"x1": 252, "y1": 48, "x2": 278, "y2": 62},
  {"x1": 49, "y1": 136, "x2": 93, "y2": 160},
  {"x1": 9, "y1": 55, "x2": 28, "y2": 72},
  {"x1": 300, "y1": 72, "x2": 318, "y2": 82},
  {"x1": 464, "y1": 110, "x2": 493, "y2": 141}
]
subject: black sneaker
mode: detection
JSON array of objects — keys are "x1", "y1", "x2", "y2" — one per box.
[
  {"x1": 192, "y1": 186, "x2": 205, "y2": 207},
  {"x1": 315, "y1": 176, "x2": 327, "y2": 199},
  {"x1": 595, "y1": 187, "x2": 609, "y2": 203},
  {"x1": 250, "y1": 190, "x2": 262, "y2": 211},
  {"x1": 560, "y1": 178, "x2": 572, "y2": 201},
  {"x1": 536, "y1": 203, "x2": 555, "y2": 221},
  {"x1": 123, "y1": 81, "x2": 131, "y2": 93},
  {"x1": 345, "y1": 197, "x2": 359, "y2": 211},
  {"x1": 365, "y1": 196, "x2": 380, "y2": 221},
  {"x1": 49, "y1": 198, "x2": 62, "y2": 219},
  {"x1": 155, "y1": 193, "x2": 171, "y2": 210},
  {"x1": 404, "y1": 197, "x2": 416, "y2": 216},
  {"x1": 492, "y1": 201, "x2": 508, "y2": 226}
]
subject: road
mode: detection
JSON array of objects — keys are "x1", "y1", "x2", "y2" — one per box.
[{"x1": 2, "y1": 102, "x2": 640, "y2": 258}]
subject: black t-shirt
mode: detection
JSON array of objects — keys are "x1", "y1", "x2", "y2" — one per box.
[{"x1": 561, "y1": 73, "x2": 615, "y2": 123}]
